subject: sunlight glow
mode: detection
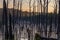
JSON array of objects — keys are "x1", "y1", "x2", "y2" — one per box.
[{"x1": 0, "y1": 0, "x2": 56, "y2": 13}]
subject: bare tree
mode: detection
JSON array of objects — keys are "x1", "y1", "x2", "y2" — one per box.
[
  {"x1": 45, "y1": 0, "x2": 49, "y2": 38},
  {"x1": 20, "y1": 0, "x2": 23, "y2": 17},
  {"x1": 13, "y1": 0, "x2": 15, "y2": 30},
  {"x1": 40, "y1": 0, "x2": 42, "y2": 13},
  {"x1": 32, "y1": 0, "x2": 36, "y2": 40},
  {"x1": 59, "y1": 0, "x2": 60, "y2": 12},
  {"x1": 27, "y1": 28, "x2": 31, "y2": 40},
  {"x1": 33, "y1": 0, "x2": 36, "y2": 15},
  {"x1": 12, "y1": 0, "x2": 15, "y2": 40},
  {"x1": 39, "y1": 0, "x2": 42, "y2": 38},
  {"x1": 54, "y1": 0, "x2": 57, "y2": 13},
  {"x1": 44, "y1": 0, "x2": 47, "y2": 38},
  {"x1": 42, "y1": 0, "x2": 50, "y2": 38},
  {"x1": 57, "y1": 0, "x2": 60, "y2": 40},
  {"x1": 48, "y1": 13, "x2": 52, "y2": 38},
  {"x1": 3, "y1": 0, "x2": 8, "y2": 40},
  {"x1": 19, "y1": 0, "x2": 23, "y2": 40},
  {"x1": 9, "y1": 11, "x2": 14, "y2": 40},
  {"x1": 17, "y1": 1, "x2": 19, "y2": 24},
  {"x1": 43, "y1": 0, "x2": 46, "y2": 13},
  {"x1": 41, "y1": 0, "x2": 47, "y2": 38},
  {"x1": 54, "y1": 0, "x2": 57, "y2": 36},
  {"x1": 15, "y1": 1, "x2": 20, "y2": 40},
  {"x1": 29, "y1": 0, "x2": 31, "y2": 15},
  {"x1": 37, "y1": 0, "x2": 40, "y2": 13}
]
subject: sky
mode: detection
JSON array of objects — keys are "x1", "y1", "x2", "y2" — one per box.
[{"x1": 0, "y1": 0, "x2": 57, "y2": 13}]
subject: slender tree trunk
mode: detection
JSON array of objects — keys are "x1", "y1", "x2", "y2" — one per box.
[
  {"x1": 13, "y1": 0, "x2": 15, "y2": 30},
  {"x1": 20, "y1": 0, "x2": 23, "y2": 18},
  {"x1": 19, "y1": 0, "x2": 23, "y2": 40},
  {"x1": 40, "y1": 0, "x2": 42, "y2": 13},
  {"x1": 9, "y1": 12, "x2": 13, "y2": 40},
  {"x1": 12, "y1": 0, "x2": 15, "y2": 40},
  {"x1": 44, "y1": 0, "x2": 48, "y2": 38},
  {"x1": 33, "y1": 0, "x2": 35, "y2": 15},
  {"x1": 57, "y1": 0, "x2": 60, "y2": 40},
  {"x1": 29, "y1": 0, "x2": 31, "y2": 12},
  {"x1": 17, "y1": 1, "x2": 19, "y2": 24},
  {"x1": 27, "y1": 29, "x2": 30, "y2": 40},
  {"x1": 40, "y1": 0, "x2": 42, "y2": 38},
  {"x1": 43, "y1": 0, "x2": 45, "y2": 13},
  {"x1": 3, "y1": 0, "x2": 8, "y2": 40},
  {"x1": 45, "y1": 0, "x2": 48, "y2": 38},
  {"x1": 43, "y1": 0, "x2": 47, "y2": 38},
  {"x1": 33, "y1": 0, "x2": 36, "y2": 40},
  {"x1": 59, "y1": 0, "x2": 60, "y2": 14},
  {"x1": 28, "y1": 0, "x2": 31, "y2": 40},
  {"x1": 48, "y1": 13, "x2": 52, "y2": 38},
  {"x1": 54, "y1": 0, "x2": 57, "y2": 38}
]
